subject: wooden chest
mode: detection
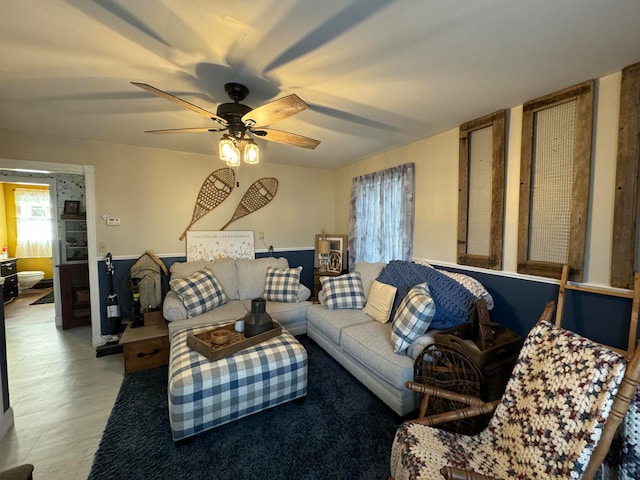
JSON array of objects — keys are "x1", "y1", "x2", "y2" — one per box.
[{"x1": 120, "y1": 322, "x2": 169, "y2": 373}]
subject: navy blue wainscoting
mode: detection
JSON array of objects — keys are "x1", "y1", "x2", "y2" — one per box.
[
  {"x1": 255, "y1": 250, "x2": 315, "y2": 292},
  {"x1": 98, "y1": 256, "x2": 636, "y2": 348},
  {"x1": 97, "y1": 250, "x2": 316, "y2": 336},
  {"x1": 437, "y1": 265, "x2": 636, "y2": 351}
]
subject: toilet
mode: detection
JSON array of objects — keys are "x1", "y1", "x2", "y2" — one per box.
[{"x1": 17, "y1": 271, "x2": 45, "y2": 290}]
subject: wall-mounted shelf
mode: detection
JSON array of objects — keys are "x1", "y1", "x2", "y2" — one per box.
[{"x1": 61, "y1": 218, "x2": 88, "y2": 263}]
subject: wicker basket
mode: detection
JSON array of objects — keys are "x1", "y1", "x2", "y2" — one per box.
[{"x1": 414, "y1": 343, "x2": 484, "y2": 434}]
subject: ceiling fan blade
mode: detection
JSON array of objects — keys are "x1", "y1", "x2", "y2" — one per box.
[
  {"x1": 144, "y1": 127, "x2": 227, "y2": 134},
  {"x1": 242, "y1": 94, "x2": 308, "y2": 127},
  {"x1": 131, "y1": 82, "x2": 229, "y2": 125},
  {"x1": 253, "y1": 128, "x2": 320, "y2": 149}
]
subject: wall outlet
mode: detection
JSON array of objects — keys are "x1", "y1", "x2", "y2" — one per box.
[
  {"x1": 106, "y1": 217, "x2": 121, "y2": 226},
  {"x1": 259, "y1": 231, "x2": 264, "y2": 240}
]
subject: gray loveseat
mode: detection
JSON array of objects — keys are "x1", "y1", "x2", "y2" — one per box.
[{"x1": 163, "y1": 256, "x2": 311, "y2": 338}]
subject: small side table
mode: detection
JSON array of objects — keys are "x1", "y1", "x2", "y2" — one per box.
[
  {"x1": 312, "y1": 268, "x2": 342, "y2": 298},
  {"x1": 119, "y1": 321, "x2": 169, "y2": 373}
]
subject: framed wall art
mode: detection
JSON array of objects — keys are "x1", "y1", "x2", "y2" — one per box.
[
  {"x1": 63, "y1": 200, "x2": 80, "y2": 216},
  {"x1": 186, "y1": 230, "x2": 255, "y2": 261}
]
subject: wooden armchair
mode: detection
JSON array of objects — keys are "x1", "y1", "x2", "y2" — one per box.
[{"x1": 390, "y1": 301, "x2": 640, "y2": 480}]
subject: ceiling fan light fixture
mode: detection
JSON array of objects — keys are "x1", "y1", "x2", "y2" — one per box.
[
  {"x1": 226, "y1": 151, "x2": 241, "y2": 167},
  {"x1": 243, "y1": 140, "x2": 259, "y2": 164},
  {"x1": 219, "y1": 135, "x2": 240, "y2": 166}
]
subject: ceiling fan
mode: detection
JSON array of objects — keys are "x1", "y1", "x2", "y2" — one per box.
[{"x1": 131, "y1": 81, "x2": 320, "y2": 165}]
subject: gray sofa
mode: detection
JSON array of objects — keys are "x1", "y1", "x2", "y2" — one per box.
[
  {"x1": 163, "y1": 256, "x2": 311, "y2": 338},
  {"x1": 307, "y1": 262, "x2": 443, "y2": 417},
  {"x1": 307, "y1": 261, "x2": 492, "y2": 417}
]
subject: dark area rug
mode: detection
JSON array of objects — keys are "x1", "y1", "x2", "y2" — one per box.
[
  {"x1": 29, "y1": 290, "x2": 54, "y2": 305},
  {"x1": 88, "y1": 336, "x2": 402, "y2": 480}
]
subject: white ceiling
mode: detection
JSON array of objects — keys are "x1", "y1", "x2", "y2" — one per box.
[{"x1": 1, "y1": 0, "x2": 639, "y2": 170}]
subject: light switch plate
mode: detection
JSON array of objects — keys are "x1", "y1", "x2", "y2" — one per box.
[{"x1": 106, "y1": 217, "x2": 121, "y2": 226}]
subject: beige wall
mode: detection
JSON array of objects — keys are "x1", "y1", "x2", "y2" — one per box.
[
  {"x1": 0, "y1": 70, "x2": 626, "y2": 288},
  {"x1": 335, "y1": 71, "x2": 623, "y2": 287},
  {"x1": 0, "y1": 132, "x2": 337, "y2": 257}
]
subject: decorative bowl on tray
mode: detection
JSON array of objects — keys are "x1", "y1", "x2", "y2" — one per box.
[{"x1": 210, "y1": 330, "x2": 231, "y2": 346}]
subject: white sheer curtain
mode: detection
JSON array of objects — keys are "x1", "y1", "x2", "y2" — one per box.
[
  {"x1": 15, "y1": 188, "x2": 52, "y2": 258},
  {"x1": 348, "y1": 163, "x2": 415, "y2": 268}
]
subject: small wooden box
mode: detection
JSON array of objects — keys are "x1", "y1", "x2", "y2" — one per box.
[
  {"x1": 144, "y1": 310, "x2": 165, "y2": 326},
  {"x1": 120, "y1": 323, "x2": 169, "y2": 373}
]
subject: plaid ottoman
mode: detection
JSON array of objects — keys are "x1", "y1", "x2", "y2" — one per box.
[{"x1": 168, "y1": 325, "x2": 308, "y2": 442}]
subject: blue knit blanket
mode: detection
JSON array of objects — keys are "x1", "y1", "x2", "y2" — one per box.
[{"x1": 376, "y1": 260, "x2": 475, "y2": 329}]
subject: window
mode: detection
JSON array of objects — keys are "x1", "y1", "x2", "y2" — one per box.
[
  {"x1": 15, "y1": 187, "x2": 52, "y2": 258},
  {"x1": 348, "y1": 163, "x2": 415, "y2": 267},
  {"x1": 611, "y1": 62, "x2": 640, "y2": 288},
  {"x1": 458, "y1": 110, "x2": 506, "y2": 270},
  {"x1": 517, "y1": 81, "x2": 594, "y2": 282}
]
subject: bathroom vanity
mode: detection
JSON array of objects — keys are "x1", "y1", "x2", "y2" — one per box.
[{"x1": 0, "y1": 259, "x2": 18, "y2": 303}]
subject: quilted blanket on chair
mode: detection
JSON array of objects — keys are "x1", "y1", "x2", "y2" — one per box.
[{"x1": 376, "y1": 260, "x2": 475, "y2": 329}]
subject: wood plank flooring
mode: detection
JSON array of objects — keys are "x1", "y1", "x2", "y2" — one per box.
[{"x1": 0, "y1": 288, "x2": 124, "y2": 479}]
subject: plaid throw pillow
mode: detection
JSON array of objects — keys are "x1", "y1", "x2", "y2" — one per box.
[
  {"x1": 321, "y1": 272, "x2": 366, "y2": 309},
  {"x1": 170, "y1": 268, "x2": 227, "y2": 318},
  {"x1": 263, "y1": 266, "x2": 302, "y2": 302},
  {"x1": 391, "y1": 283, "x2": 436, "y2": 353}
]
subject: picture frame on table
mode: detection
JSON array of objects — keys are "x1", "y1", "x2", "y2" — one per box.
[{"x1": 314, "y1": 233, "x2": 348, "y2": 272}]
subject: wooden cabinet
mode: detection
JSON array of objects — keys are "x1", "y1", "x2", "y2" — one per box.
[
  {"x1": 0, "y1": 259, "x2": 18, "y2": 303},
  {"x1": 59, "y1": 263, "x2": 91, "y2": 329}
]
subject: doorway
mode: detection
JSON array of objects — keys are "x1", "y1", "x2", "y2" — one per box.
[
  {"x1": 0, "y1": 160, "x2": 100, "y2": 450},
  {"x1": 0, "y1": 159, "x2": 99, "y2": 346},
  {"x1": 0, "y1": 177, "x2": 60, "y2": 323}
]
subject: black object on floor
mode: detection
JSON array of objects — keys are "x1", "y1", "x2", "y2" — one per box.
[
  {"x1": 29, "y1": 291, "x2": 54, "y2": 305},
  {"x1": 96, "y1": 341, "x2": 123, "y2": 357},
  {"x1": 88, "y1": 336, "x2": 401, "y2": 480},
  {"x1": 32, "y1": 279, "x2": 53, "y2": 289}
]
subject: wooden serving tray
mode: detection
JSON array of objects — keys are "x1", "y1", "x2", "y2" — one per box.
[{"x1": 187, "y1": 321, "x2": 283, "y2": 362}]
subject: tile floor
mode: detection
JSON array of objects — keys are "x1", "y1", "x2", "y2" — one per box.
[{"x1": 0, "y1": 288, "x2": 124, "y2": 479}]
